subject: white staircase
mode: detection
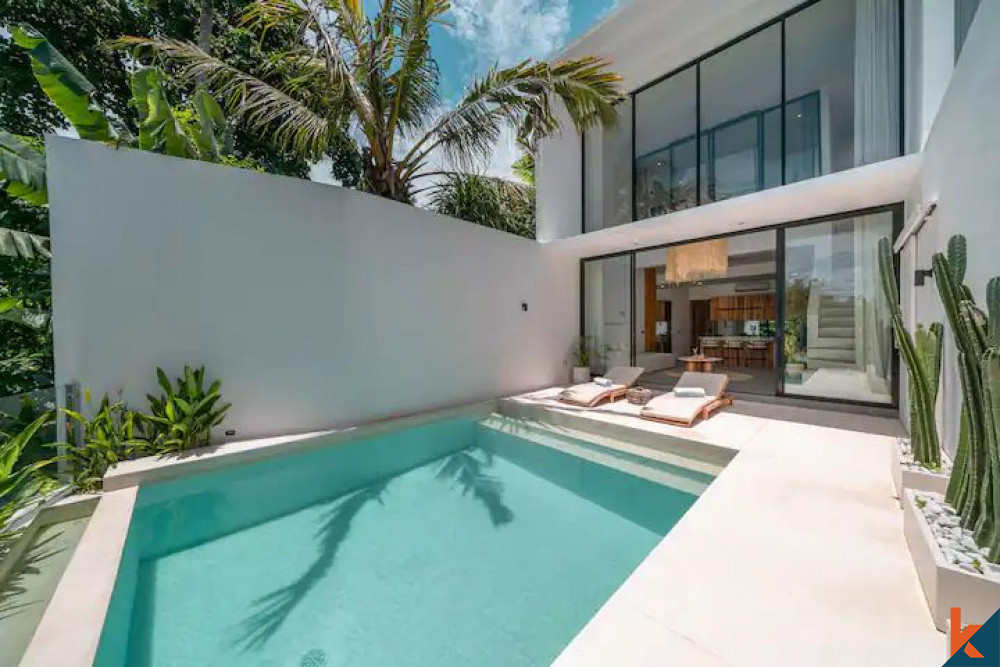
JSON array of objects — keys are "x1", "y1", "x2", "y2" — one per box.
[{"x1": 807, "y1": 292, "x2": 857, "y2": 369}]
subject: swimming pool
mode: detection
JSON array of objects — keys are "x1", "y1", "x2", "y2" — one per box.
[{"x1": 94, "y1": 413, "x2": 714, "y2": 666}]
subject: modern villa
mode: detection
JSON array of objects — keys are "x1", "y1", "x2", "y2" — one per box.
[{"x1": 2, "y1": 0, "x2": 999, "y2": 666}]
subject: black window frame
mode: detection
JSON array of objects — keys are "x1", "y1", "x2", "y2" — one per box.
[
  {"x1": 578, "y1": 202, "x2": 904, "y2": 410},
  {"x1": 581, "y1": 0, "x2": 905, "y2": 233}
]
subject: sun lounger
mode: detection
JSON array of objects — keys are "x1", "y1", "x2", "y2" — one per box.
[
  {"x1": 640, "y1": 372, "x2": 732, "y2": 426},
  {"x1": 557, "y1": 367, "x2": 645, "y2": 407}
]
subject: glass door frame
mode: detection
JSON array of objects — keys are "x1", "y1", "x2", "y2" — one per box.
[{"x1": 579, "y1": 202, "x2": 904, "y2": 409}]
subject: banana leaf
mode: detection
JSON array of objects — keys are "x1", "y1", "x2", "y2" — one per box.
[
  {"x1": 0, "y1": 219, "x2": 51, "y2": 259},
  {"x1": 132, "y1": 69, "x2": 196, "y2": 159},
  {"x1": 0, "y1": 131, "x2": 47, "y2": 206},
  {"x1": 12, "y1": 25, "x2": 113, "y2": 142}
]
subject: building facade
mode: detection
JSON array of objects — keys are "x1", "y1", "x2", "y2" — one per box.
[{"x1": 537, "y1": 0, "x2": 989, "y2": 417}]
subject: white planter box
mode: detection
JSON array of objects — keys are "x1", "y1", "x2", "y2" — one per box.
[
  {"x1": 571, "y1": 367, "x2": 591, "y2": 383},
  {"x1": 903, "y1": 489, "x2": 1000, "y2": 631},
  {"x1": 891, "y1": 441, "x2": 950, "y2": 502}
]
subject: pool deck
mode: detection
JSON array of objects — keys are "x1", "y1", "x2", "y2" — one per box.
[{"x1": 509, "y1": 389, "x2": 942, "y2": 666}]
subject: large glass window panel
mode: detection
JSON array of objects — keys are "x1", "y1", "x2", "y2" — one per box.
[
  {"x1": 583, "y1": 256, "x2": 632, "y2": 372},
  {"x1": 583, "y1": 100, "x2": 633, "y2": 232},
  {"x1": 634, "y1": 66, "x2": 697, "y2": 220},
  {"x1": 785, "y1": 0, "x2": 900, "y2": 184},
  {"x1": 782, "y1": 211, "x2": 895, "y2": 404},
  {"x1": 700, "y1": 24, "x2": 781, "y2": 204}
]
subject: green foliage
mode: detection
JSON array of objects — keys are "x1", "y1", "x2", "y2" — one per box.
[
  {"x1": 11, "y1": 25, "x2": 115, "y2": 142},
  {"x1": 512, "y1": 152, "x2": 535, "y2": 186},
  {"x1": 878, "y1": 238, "x2": 941, "y2": 468},
  {"x1": 0, "y1": 211, "x2": 49, "y2": 258},
  {"x1": 569, "y1": 336, "x2": 601, "y2": 368},
  {"x1": 0, "y1": 131, "x2": 47, "y2": 206},
  {"x1": 144, "y1": 366, "x2": 231, "y2": 454},
  {"x1": 429, "y1": 173, "x2": 535, "y2": 239},
  {"x1": 934, "y1": 234, "x2": 1000, "y2": 561},
  {"x1": 60, "y1": 396, "x2": 150, "y2": 492},
  {"x1": 116, "y1": 1, "x2": 623, "y2": 203},
  {"x1": 0, "y1": 412, "x2": 55, "y2": 550}
]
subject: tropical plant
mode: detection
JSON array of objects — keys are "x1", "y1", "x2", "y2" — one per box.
[
  {"x1": 60, "y1": 395, "x2": 151, "y2": 492},
  {"x1": 878, "y1": 237, "x2": 943, "y2": 468},
  {"x1": 0, "y1": 412, "x2": 54, "y2": 553},
  {"x1": 570, "y1": 336, "x2": 600, "y2": 368},
  {"x1": 429, "y1": 173, "x2": 535, "y2": 239},
  {"x1": 0, "y1": 25, "x2": 249, "y2": 211},
  {"x1": 144, "y1": 366, "x2": 231, "y2": 453},
  {"x1": 933, "y1": 235, "x2": 1000, "y2": 559},
  {"x1": 114, "y1": 0, "x2": 623, "y2": 204}
]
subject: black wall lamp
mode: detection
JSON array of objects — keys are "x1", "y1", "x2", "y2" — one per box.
[{"x1": 915, "y1": 268, "x2": 934, "y2": 286}]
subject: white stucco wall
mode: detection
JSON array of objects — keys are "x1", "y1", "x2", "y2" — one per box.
[
  {"x1": 46, "y1": 139, "x2": 578, "y2": 440},
  {"x1": 900, "y1": 0, "x2": 1000, "y2": 452}
]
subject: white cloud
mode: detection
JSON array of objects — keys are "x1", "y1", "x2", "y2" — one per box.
[{"x1": 449, "y1": 0, "x2": 571, "y2": 69}]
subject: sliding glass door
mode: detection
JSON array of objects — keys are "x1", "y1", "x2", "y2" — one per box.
[
  {"x1": 581, "y1": 205, "x2": 901, "y2": 407},
  {"x1": 780, "y1": 209, "x2": 897, "y2": 404},
  {"x1": 582, "y1": 255, "x2": 633, "y2": 373}
]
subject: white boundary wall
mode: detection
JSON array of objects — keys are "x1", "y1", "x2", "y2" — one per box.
[
  {"x1": 900, "y1": 1, "x2": 1000, "y2": 453},
  {"x1": 47, "y1": 139, "x2": 578, "y2": 440}
]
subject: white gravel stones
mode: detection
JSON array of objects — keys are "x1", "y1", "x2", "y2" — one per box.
[{"x1": 916, "y1": 492, "x2": 996, "y2": 577}]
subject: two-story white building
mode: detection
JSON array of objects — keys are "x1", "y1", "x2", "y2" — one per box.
[{"x1": 537, "y1": 0, "x2": 993, "y2": 439}]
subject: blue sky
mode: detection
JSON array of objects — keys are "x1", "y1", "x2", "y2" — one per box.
[{"x1": 426, "y1": 0, "x2": 619, "y2": 102}]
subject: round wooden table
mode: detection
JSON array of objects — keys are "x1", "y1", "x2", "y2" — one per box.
[{"x1": 678, "y1": 355, "x2": 723, "y2": 372}]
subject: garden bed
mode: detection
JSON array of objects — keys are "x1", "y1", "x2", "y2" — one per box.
[
  {"x1": 892, "y1": 438, "x2": 951, "y2": 501},
  {"x1": 903, "y1": 489, "x2": 1000, "y2": 631}
]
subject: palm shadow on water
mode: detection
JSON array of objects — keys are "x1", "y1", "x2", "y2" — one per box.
[
  {"x1": 234, "y1": 479, "x2": 389, "y2": 651},
  {"x1": 435, "y1": 447, "x2": 514, "y2": 527},
  {"x1": 0, "y1": 531, "x2": 61, "y2": 622}
]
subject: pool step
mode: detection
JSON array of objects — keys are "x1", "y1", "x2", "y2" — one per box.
[{"x1": 479, "y1": 415, "x2": 715, "y2": 496}]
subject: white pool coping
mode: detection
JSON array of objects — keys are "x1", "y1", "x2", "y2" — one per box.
[
  {"x1": 22, "y1": 392, "x2": 943, "y2": 666},
  {"x1": 509, "y1": 389, "x2": 942, "y2": 666}
]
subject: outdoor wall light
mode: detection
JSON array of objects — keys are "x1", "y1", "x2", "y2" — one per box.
[{"x1": 915, "y1": 268, "x2": 934, "y2": 286}]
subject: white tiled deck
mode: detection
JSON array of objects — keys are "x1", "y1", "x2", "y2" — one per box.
[{"x1": 509, "y1": 389, "x2": 942, "y2": 667}]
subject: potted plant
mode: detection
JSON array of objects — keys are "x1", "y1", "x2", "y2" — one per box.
[
  {"x1": 569, "y1": 336, "x2": 597, "y2": 383},
  {"x1": 783, "y1": 325, "x2": 805, "y2": 383},
  {"x1": 896, "y1": 235, "x2": 1000, "y2": 631}
]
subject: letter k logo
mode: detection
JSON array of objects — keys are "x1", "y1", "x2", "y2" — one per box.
[{"x1": 953, "y1": 608, "x2": 985, "y2": 658}]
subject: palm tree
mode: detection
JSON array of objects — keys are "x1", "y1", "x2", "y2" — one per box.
[{"x1": 114, "y1": 0, "x2": 623, "y2": 203}]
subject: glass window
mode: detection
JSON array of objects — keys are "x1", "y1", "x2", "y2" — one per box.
[
  {"x1": 634, "y1": 67, "x2": 697, "y2": 220},
  {"x1": 785, "y1": 0, "x2": 900, "y2": 183},
  {"x1": 583, "y1": 256, "x2": 633, "y2": 372},
  {"x1": 583, "y1": 100, "x2": 633, "y2": 232},
  {"x1": 781, "y1": 211, "x2": 895, "y2": 404},
  {"x1": 956, "y1": 0, "x2": 982, "y2": 61},
  {"x1": 700, "y1": 25, "x2": 781, "y2": 204}
]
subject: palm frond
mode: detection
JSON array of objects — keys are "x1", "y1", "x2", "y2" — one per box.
[
  {"x1": 402, "y1": 56, "x2": 622, "y2": 178},
  {"x1": 110, "y1": 37, "x2": 333, "y2": 160}
]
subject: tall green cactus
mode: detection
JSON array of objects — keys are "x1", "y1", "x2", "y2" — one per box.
[
  {"x1": 934, "y1": 235, "x2": 1000, "y2": 559},
  {"x1": 878, "y1": 238, "x2": 941, "y2": 467}
]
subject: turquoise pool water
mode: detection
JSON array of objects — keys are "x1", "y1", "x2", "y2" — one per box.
[{"x1": 95, "y1": 415, "x2": 712, "y2": 667}]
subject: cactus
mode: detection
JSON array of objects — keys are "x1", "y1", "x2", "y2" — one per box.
[
  {"x1": 878, "y1": 238, "x2": 941, "y2": 468},
  {"x1": 934, "y1": 235, "x2": 1000, "y2": 558}
]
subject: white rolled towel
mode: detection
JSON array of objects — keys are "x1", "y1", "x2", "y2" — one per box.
[
  {"x1": 675, "y1": 387, "x2": 706, "y2": 398},
  {"x1": 594, "y1": 377, "x2": 613, "y2": 387}
]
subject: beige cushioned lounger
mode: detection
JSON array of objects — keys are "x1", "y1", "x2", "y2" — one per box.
[
  {"x1": 558, "y1": 367, "x2": 645, "y2": 407},
  {"x1": 640, "y1": 372, "x2": 733, "y2": 426}
]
